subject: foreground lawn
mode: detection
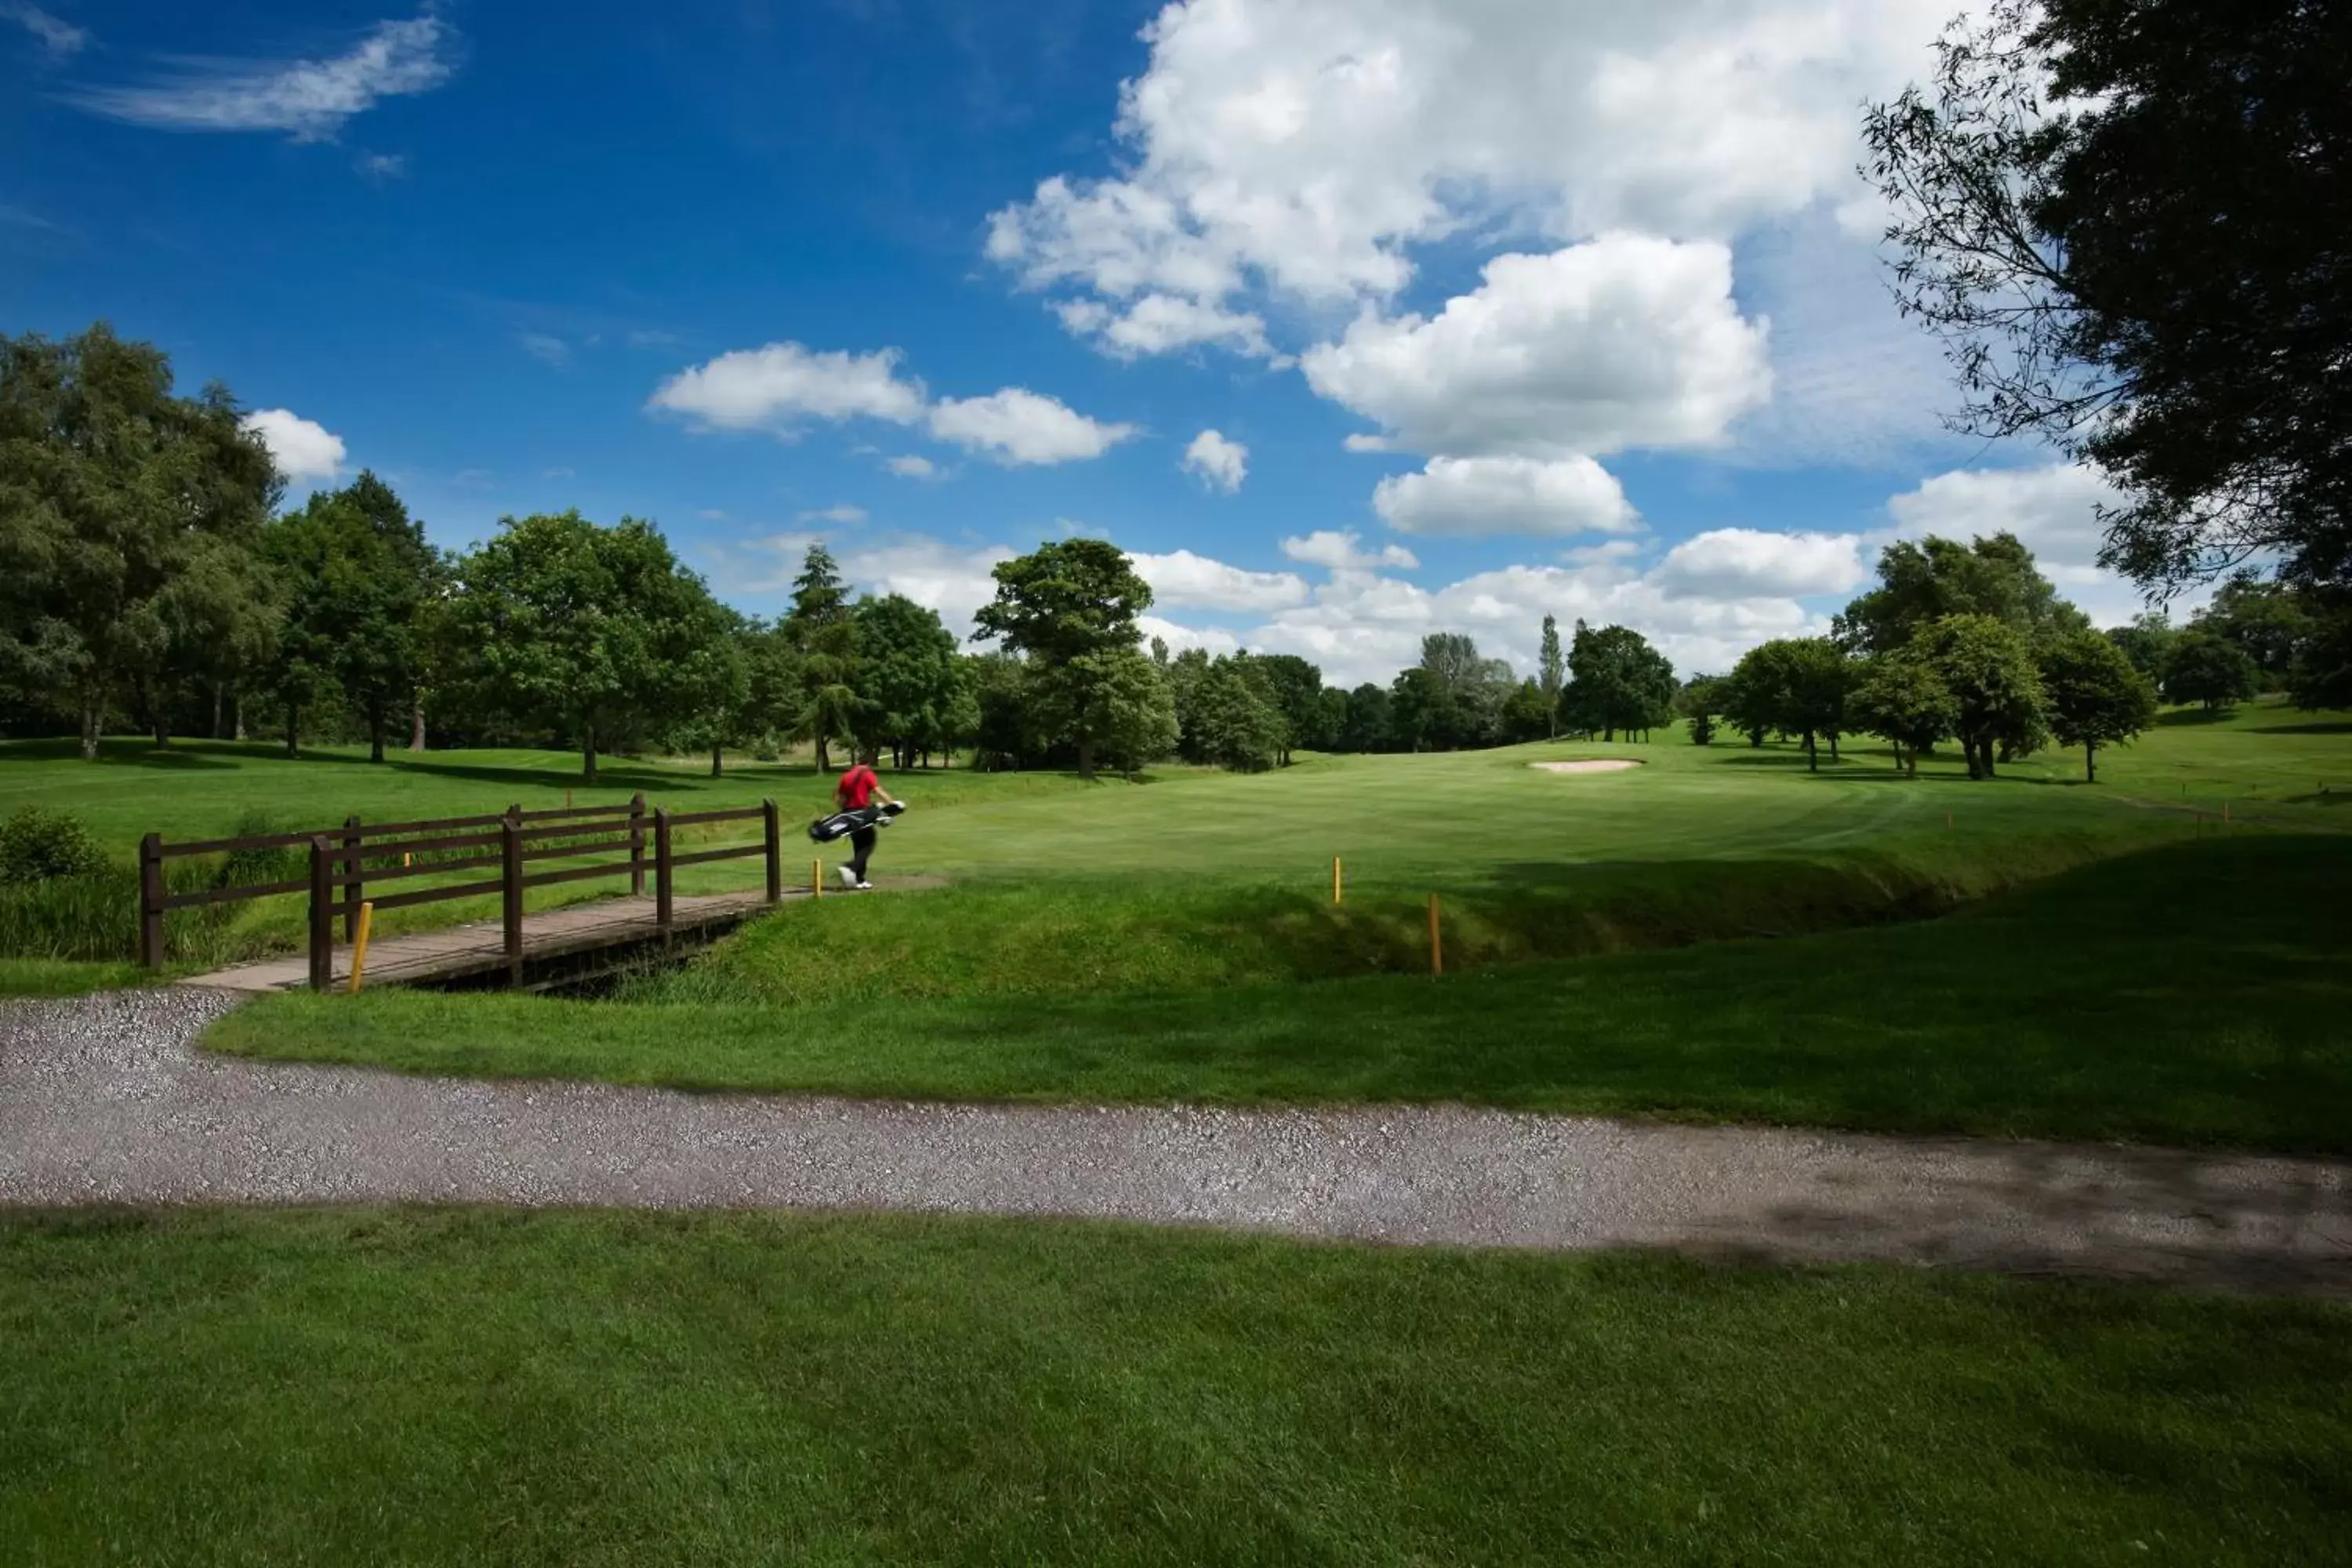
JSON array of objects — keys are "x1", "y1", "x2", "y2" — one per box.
[
  {"x1": 3, "y1": 1209, "x2": 2347, "y2": 1565},
  {"x1": 213, "y1": 833, "x2": 2352, "y2": 1154}
]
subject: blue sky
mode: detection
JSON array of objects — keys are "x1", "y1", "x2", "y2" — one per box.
[{"x1": 2, "y1": 0, "x2": 2169, "y2": 685}]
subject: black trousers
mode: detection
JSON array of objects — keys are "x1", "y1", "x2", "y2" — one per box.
[{"x1": 848, "y1": 827, "x2": 877, "y2": 882}]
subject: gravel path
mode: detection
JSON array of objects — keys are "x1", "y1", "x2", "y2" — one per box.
[{"x1": 5, "y1": 989, "x2": 2349, "y2": 1294}]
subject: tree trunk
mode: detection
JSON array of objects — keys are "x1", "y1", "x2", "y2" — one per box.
[
  {"x1": 234, "y1": 695, "x2": 247, "y2": 742},
  {"x1": 816, "y1": 737, "x2": 832, "y2": 773},
  {"x1": 368, "y1": 713, "x2": 386, "y2": 764},
  {"x1": 1804, "y1": 731, "x2": 1817, "y2": 771},
  {"x1": 151, "y1": 713, "x2": 169, "y2": 748},
  {"x1": 1828, "y1": 733, "x2": 1840, "y2": 762},
  {"x1": 79, "y1": 695, "x2": 100, "y2": 762},
  {"x1": 711, "y1": 742, "x2": 723, "y2": 779},
  {"x1": 2085, "y1": 742, "x2": 2097, "y2": 783},
  {"x1": 212, "y1": 684, "x2": 224, "y2": 740},
  {"x1": 410, "y1": 699, "x2": 426, "y2": 752},
  {"x1": 286, "y1": 704, "x2": 300, "y2": 760},
  {"x1": 583, "y1": 724, "x2": 598, "y2": 787},
  {"x1": 1077, "y1": 731, "x2": 1097, "y2": 781},
  {"x1": 1603, "y1": 725, "x2": 1615, "y2": 742}
]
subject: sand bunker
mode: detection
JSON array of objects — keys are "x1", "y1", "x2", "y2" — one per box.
[{"x1": 1529, "y1": 759, "x2": 1645, "y2": 775}]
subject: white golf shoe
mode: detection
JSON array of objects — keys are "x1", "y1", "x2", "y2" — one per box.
[{"x1": 836, "y1": 865, "x2": 858, "y2": 890}]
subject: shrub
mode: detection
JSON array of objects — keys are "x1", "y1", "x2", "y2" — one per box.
[{"x1": 0, "y1": 808, "x2": 107, "y2": 885}]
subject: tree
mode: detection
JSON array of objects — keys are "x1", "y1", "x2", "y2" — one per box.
[
  {"x1": 1849, "y1": 651, "x2": 1958, "y2": 775},
  {"x1": 2104, "y1": 612, "x2": 2177, "y2": 686},
  {"x1": 1838, "y1": 533, "x2": 2089, "y2": 656},
  {"x1": 1563, "y1": 622, "x2": 1678, "y2": 742},
  {"x1": 779, "y1": 545, "x2": 858, "y2": 771},
  {"x1": 2040, "y1": 630, "x2": 2158, "y2": 782},
  {"x1": 1192, "y1": 655, "x2": 1284, "y2": 771},
  {"x1": 1722, "y1": 639, "x2": 1850, "y2": 768},
  {"x1": 1916, "y1": 615, "x2": 2048, "y2": 779},
  {"x1": 1245, "y1": 652, "x2": 1327, "y2": 764},
  {"x1": 1537, "y1": 614, "x2": 1565, "y2": 739},
  {"x1": 1337, "y1": 683, "x2": 1392, "y2": 753},
  {"x1": 854, "y1": 593, "x2": 960, "y2": 768},
  {"x1": 1676, "y1": 675, "x2": 1726, "y2": 746},
  {"x1": 2190, "y1": 574, "x2": 2313, "y2": 689},
  {"x1": 1864, "y1": 0, "x2": 2352, "y2": 593},
  {"x1": 1412, "y1": 633, "x2": 1513, "y2": 748},
  {"x1": 971, "y1": 539, "x2": 1152, "y2": 779},
  {"x1": 671, "y1": 609, "x2": 755, "y2": 777},
  {"x1": 1069, "y1": 646, "x2": 1178, "y2": 776},
  {"x1": 0, "y1": 324, "x2": 278, "y2": 759},
  {"x1": 2286, "y1": 598, "x2": 2352, "y2": 712},
  {"x1": 1500, "y1": 678, "x2": 1555, "y2": 743},
  {"x1": 2162, "y1": 630, "x2": 2259, "y2": 714},
  {"x1": 260, "y1": 471, "x2": 441, "y2": 763},
  {"x1": 1386, "y1": 665, "x2": 1455, "y2": 753},
  {"x1": 449, "y1": 511, "x2": 723, "y2": 785}
]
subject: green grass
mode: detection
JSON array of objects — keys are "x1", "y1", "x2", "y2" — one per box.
[
  {"x1": 211, "y1": 833, "x2": 2352, "y2": 1154},
  {"x1": 0, "y1": 956, "x2": 151, "y2": 996},
  {"x1": 4, "y1": 1208, "x2": 2347, "y2": 1565},
  {"x1": 6, "y1": 703, "x2": 2347, "y2": 994}
]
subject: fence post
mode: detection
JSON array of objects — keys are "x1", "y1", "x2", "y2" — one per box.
[
  {"x1": 762, "y1": 799, "x2": 782, "y2": 903},
  {"x1": 308, "y1": 837, "x2": 334, "y2": 992},
  {"x1": 341, "y1": 815, "x2": 363, "y2": 942},
  {"x1": 348, "y1": 902, "x2": 375, "y2": 995},
  {"x1": 628, "y1": 793, "x2": 648, "y2": 897},
  {"x1": 1428, "y1": 892, "x2": 1443, "y2": 978},
  {"x1": 654, "y1": 807, "x2": 674, "y2": 947},
  {"x1": 502, "y1": 806, "x2": 524, "y2": 986},
  {"x1": 138, "y1": 833, "x2": 165, "y2": 969}
]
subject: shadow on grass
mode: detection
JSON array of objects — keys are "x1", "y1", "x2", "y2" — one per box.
[
  {"x1": 2256, "y1": 720, "x2": 2352, "y2": 735},
  {"x1": 2156, "y1": 709, "x2": 2235, "y2": 727}
]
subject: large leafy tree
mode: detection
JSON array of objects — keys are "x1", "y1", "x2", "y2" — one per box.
[
  {"x1": 1192, "y1": 655, "x2": 1284, "y2": 771},
  {"x1": 2103, "y1": 612, "x2": 2177, "y2": 686},
  {"x1": 1849, "y1": 651, "x2": 1959, "y2": 775},
  {"x1": 971, "y1": 539, "x2": 1153, "y2": 779},
  {"x1": 1563, "y1": 621, "x2": 1678, "y2": 742},
  {"x1": 1838, "y1": 533, "x2": 2088, "y2": 655},
  {"x1": 2162, "y1": 630, "x2": 2259, "y2": 714},
  {"x1": 1066, "y1": 646, "x2": 1178, "y2": 776},
  {"x1": 853, "y1": 593, "x2": 962, "y2": 768},
  {"x1": 670, "y1": 608, "x2": 756, "y2": 778},
  {"x1": 1864, "y1": 0, "x2": 2352, "y2": 593},
  {"x1": 450, "y1": 511, "x2": 724, "y2": 785},
  {"x1": 2040, "y1": 630, "x2": 2158, "y2": 781},
  {"x1": 1916, "y1": 614, "x2": 2048, "y2": 779},
  {"x1": 1243, "y1": 652, "x2": 1327, "y2": 765},
  {"x1": 260, "y1": 471, "x2": 442, "y2": 762},
  {"x1": 2189, "y1": 574, "x2": 2313, "y2": 688},
  {"x1": 0, "y1": 324, "x2": 278, "y2": 758},
  {"x1": 1675, "y1": 675, "x2": 1727, "y2": 746},
  {"x1": 1337, "y1": 683, "x2": 1392, "y2": 753},
  {"x1": 1726, "y1": 638, "x2": 1852, "y2": 770}
]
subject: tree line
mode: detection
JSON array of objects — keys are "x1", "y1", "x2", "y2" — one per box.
[{"x1": 8, "y1": 323, "x2": 2341, "y2": 787}]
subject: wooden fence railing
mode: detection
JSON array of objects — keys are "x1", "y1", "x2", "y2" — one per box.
[{"x1": 140, "y1": 794, "x2": 784, "y2": 989}]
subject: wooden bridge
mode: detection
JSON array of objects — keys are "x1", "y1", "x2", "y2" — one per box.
[{"x1": 141, "y1": 797, "x2": 804, "y2": 993}]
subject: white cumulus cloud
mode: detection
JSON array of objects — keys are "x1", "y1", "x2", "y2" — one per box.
[
  {"x1": 1653, "y1": 528, "x2": 1868, "y2": 600},
  {"x1": 71, "y1": 15, "x2": 459, "y2": 140},
  {"x1": 648, "y1": 342, "x2": 927, "y2": 433},
  {"x1": 1373, "y1": 456, "x2": 1639, "y2": 538},
  {"x1": 1281, "y1": 529, "x2": 1418, "y2": 572},
  {"x1": 1302, "y1": 239, "x2": 1772, "y2": 460},
  {"x1": 1132, "y1": 548, "x2": 1308, "y2": 612},
  {"x1": 924, "y1": 388, "x2": 1136, "y2": 466},
  {"x1": 1139, "y1": 615, "x2": 1245, "y2": 657},
  {"x1": 1181, "y1": 429, "x2": 1248, "y2": 493},
  {"x1": 987, "y1": 0, "x2": 1951, "y2": 348},
  {"x1": 884, "y1": 454, "x2": 941, "y2": 479},
  {"x1": 241, "y1": 408, "x2": 346, "y2": 485}
]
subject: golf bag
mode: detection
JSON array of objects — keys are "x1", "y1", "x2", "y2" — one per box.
[{"x1": 807, "y1": 800, "x2": 906, "y2": 843}]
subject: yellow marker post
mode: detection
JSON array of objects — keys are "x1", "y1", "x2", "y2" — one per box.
[
  {"x1": 1332, "y1": 856, "x2": 1344, "y2": 906},
  {"x1": 811, "y1": 858, "x2": 823, "y2": 899},
  {"x1": 347, "y1": 901, "x2": 375, "y2": 995},
  {"x1": 1428, "y1": 892, "x2": 1443, "y2": 978}
]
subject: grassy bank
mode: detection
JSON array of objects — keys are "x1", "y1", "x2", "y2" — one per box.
[
  {"x1": 5, "y1": 1209, "x2": 2347, "y2": 1565},
  {"x1": 212, "y1": 834, "x2": 2352, "y2": 1154}
]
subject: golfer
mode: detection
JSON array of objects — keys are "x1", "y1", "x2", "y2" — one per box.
[{"x1": 833, "y1": 747, "x2": 898, "y2": 890}]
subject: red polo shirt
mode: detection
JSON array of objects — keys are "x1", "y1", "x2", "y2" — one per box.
[{"x1": 837, "y1": 764, "x2": 879, "y2": 810}]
